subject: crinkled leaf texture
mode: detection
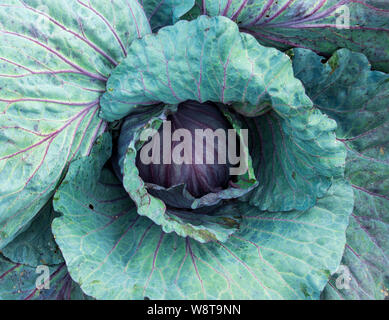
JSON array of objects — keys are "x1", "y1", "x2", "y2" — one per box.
[
  {"x1": 101, "y1": 16, "x2": 346, "y2": 212},
  {"x1": 0, "y1": 254, "x2": 91, "y2": 300},
  {"x1": 1, "y1": 201, "x2": 63, "y2": 267},
  {"x1": 0, "y1": 0, "x2": 151, "y2": 248},
  {"x1": 293, "y1": 48, "x2": 389, "y2": 299},
  {"x1": 141, "y1": 0, "x2": 195, "y2": 31},
  {"x1": 241, "y1": 108, "x2": 345, "y2": 212},
  {"x1": 188, "y1": 0, "x2": 389, "y2": 73},
  {"x1": 52, "y1": 134, "x2": 354, "y2": 300}
]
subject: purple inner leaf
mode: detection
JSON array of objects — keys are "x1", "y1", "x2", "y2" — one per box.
[{"x1": 136, "y1": 101, "x2": 235, "y2": 198}]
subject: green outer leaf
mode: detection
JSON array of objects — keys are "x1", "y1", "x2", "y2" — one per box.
[
  {"x1": 0, "y1": 0, "x2": 150, "y2": 248},
  {"x1": 190, "y1": 0, "x2": 389, "y2": 73},
  {"x1": 101, "y1": 16, "x2": 346, "y2": 212},
  {"x1": 52, "y1": 157, "x2": 354, "y2": 299},
  {"x1": 0, "y1": 255, "x2": 90, "y2": 300},
  {"x1": 141, "y1": 0, "x2": 195, "y2": 30},
  {"x1": 1, "y1": 201, "x2": 63, "y2": 267},
  {"x1": 292, "y1": 48, "x2": 389, "y2": 299},
  {"x1": 101, "y1": 15, "x2": 314, "y2": 122},
  {"x1": 242, "y1": 110, "x2": 346, "y2": 211}
]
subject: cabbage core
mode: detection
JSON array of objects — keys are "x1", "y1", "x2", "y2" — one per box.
[{"x1": 136, "y1": 101, "x2": 234, "y2": 198}]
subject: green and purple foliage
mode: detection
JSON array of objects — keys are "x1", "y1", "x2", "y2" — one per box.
[{"x1": 0, "y1": 0, "x2": 387, "y2": 300}]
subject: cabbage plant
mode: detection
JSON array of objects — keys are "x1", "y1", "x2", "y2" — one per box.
[{"x1": 0, "y1": 0, "x2": 388, "y2": 300}]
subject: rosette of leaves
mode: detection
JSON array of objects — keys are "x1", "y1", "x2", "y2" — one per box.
[
  {"x1": 53, "y1": 15, "x2": 352, "y2": 300},
  {"x1": 0, "y1": 0, "x2": 387, "y2": 300},
  {"x1": 98, "y1": 15, "x2": 347, "y2": 246}
]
